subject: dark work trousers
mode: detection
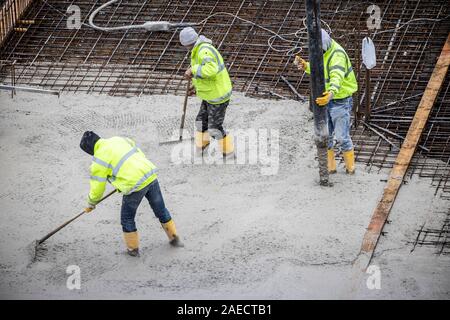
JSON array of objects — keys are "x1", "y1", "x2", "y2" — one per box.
[
  {"x1": 195, "y1": 100, "x2": 229, "y2": 139},
  {"x1": 120, "y1": 179, "x2": 172, "y2": 233}
]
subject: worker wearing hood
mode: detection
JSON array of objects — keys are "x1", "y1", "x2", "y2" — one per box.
[{"x1": 296, "y1": 28, "x2": 358, "y2": 175}]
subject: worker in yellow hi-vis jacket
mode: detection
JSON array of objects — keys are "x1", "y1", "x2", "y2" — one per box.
[
  {"x1": 179, "y1": 27, "x2": 234, "y2": 158},
  {"x1": 296, "y1": 29, "x2": 358, "y2": 175},
  {"x1": 79, "y1": 131, "x2": 183, "y2": 257}
]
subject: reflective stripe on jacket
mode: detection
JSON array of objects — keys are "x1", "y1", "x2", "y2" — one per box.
[
  {"x1": 306, "y1": 40, "x2": 358, "y2": 99},
  {"x1": 191, "y1": 42, "x2": 233, "y2": 105},
  {"x1": 88, "y1": 137, "x2": 157, "y2": 204}
]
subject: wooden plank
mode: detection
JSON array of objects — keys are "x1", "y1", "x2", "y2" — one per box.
[{"x1": 354, "y1": 33, "x2": 450, "y2": 270}]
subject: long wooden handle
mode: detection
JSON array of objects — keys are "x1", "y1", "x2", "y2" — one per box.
[
  {"x1": 37, "y1": 189, "x2": 117, "y2": 244},
  {"x1": 179, "y1": 79, "x2": 190, "y2": 141}
]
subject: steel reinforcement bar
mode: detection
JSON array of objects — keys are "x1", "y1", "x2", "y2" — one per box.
[{"x1": 0, "y1": 0, "x2": 34, "y2": 46}]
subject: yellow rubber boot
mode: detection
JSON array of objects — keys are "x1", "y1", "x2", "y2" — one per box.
[
  {"x1": 343, "y1": 149, "x2": 355, "y2": 175},
  {"x1": 123, "y1": 231, "x2": 140, "y2": 257},
  {"x1": 327, "y1": 149, "x2": 337, "y2": 174},
  {"x1": 195, "y1": 131, "x2": 210, "y2": 150},
  {"x1": 161, "y1": 219, "x2": 183, "y2": 247},
  {"x1": 219, "y1": 134, "x2": 235, "y2": 157}
]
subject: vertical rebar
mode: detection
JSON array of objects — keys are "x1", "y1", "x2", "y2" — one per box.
[{"x1": 365, "y1": 67, "x2": 371, "y2": 120}]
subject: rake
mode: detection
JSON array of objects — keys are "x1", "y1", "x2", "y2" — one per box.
[
  {"x1": 28, "y1": 189, "x2": 117, "y2": 262},
  {"x1": 159, "y1": 79, "x2": 194, "y2": 145}
]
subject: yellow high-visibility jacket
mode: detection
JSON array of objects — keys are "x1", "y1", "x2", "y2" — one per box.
[
  {"x1": 306, "y1": 40, "x2": 358, "y2": 99},
  {"x1": 191, "y1": 41, "x2": 233, "y2": 105},
  {"x1": 88, "y1": 137, "x2": 157, "y2": 204}
]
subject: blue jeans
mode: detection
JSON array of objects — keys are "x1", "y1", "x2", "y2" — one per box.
[
  {"x1": 327, "y1": 96, "x2": 354, "y2": 151},
  {"x1": 120, "y1": 179, "x2": 172, "y2": 233}
]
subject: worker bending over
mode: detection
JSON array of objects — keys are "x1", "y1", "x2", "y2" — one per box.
[
  {"x1": 179, "y1": 27, "x2": 234, "y2": 157},
  {"x1": 80, "y1": 131, "x2": 182, "y2": 257},
  {"x1": 296, "y1": 29, "x2": 358, "y2": 174}
]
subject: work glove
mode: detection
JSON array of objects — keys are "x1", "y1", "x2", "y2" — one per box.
[
  {"x1": 184, "y1": 67, "x2": 193, "y2": 80},
  {"x1": 294, "y1": 55, "x2": 308, "y2": 71},
  {"x1": 315, "y1": 91, "x2": 333, "y2": 106},
  {"x1": 84, "y1": 203, "x2": 96, "y2": 213},
  {"x1": 187, "y1": 84, "x2": 196, "y2": 97}
]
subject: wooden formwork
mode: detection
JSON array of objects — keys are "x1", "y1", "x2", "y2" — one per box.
[{"x1": 0, "y1": 0, "x2": 34, "y2": 47}]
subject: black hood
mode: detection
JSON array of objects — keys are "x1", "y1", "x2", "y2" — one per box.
[{"x1": 80, "y1": 131, "x2": 100, "y2": 155}]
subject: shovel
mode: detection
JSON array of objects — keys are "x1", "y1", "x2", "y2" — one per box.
[
  {"x1": 28, "y1": 189, "x2": 117, "y2": 262},
  {"x1": 159, "y1": 79, "x2": 194, "y2": 145}
]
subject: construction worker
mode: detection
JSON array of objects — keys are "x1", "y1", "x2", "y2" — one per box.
[
  {"x1": 179, "y1": 27, "x2": 234, "y2": 157},
  {"x1": 80, "y1": 131, "x2": 182, "y2": 257},
  {"x1": 296, "y1": 29, "x2": 358, "y2": 174}
]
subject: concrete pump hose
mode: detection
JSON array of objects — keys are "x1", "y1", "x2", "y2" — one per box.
[{"x1": 89, "y1": 0, "x2": 147, "y2": 31}]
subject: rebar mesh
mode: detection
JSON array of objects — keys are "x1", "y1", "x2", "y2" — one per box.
[
  {"x1": 0, "y1": 0, "x2": 450, "y2": 241},
  {"x1": 411, "y1": 209, "x2": 450, "y2": 255}
]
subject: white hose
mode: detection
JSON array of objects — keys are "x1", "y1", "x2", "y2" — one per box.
[
  {"x1": 87, "y1": 1, "x2": 331, "y2": 56},
  {"x1": 89, "y1": 0, "x2": 149, "y2": 31},
  {"x1": 89, "y1": 0, "x2": 188, "y2": 32}
]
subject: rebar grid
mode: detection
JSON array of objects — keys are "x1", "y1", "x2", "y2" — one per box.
[
  {"x1": 0, "y1": 0, "x2": 449, "y2": 197},
  {"x1": 353, "y1": 63, "x2": 450, "y2": 198},
  {"x1": 1, "y1": 1, "x2": 446, "y2": 95},
  {"x1": 0, "y1": 58, "x2": 16, "y2": 96},
  {"x1": 411, "y1": 209, "x2": 450, "y2": 255}
]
